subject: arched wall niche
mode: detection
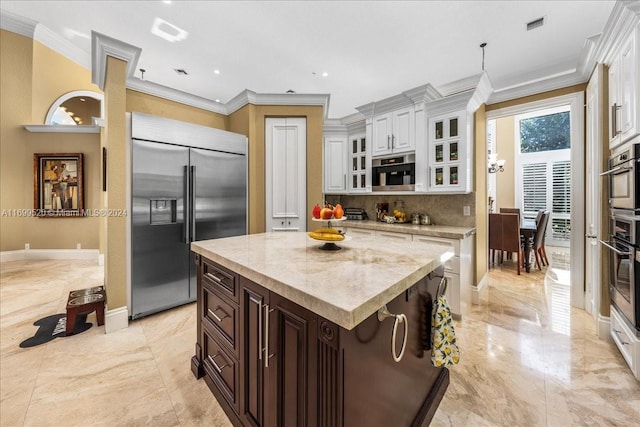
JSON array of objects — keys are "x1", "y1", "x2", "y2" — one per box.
[{"x1": 45, "y1": 90, "x2": 104, "y2": 126}]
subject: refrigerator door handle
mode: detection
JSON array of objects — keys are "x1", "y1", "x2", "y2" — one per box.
[
  {"x1": 190, "y1": 165, "x2": 196, "y2": 242},
  {"x1": 183, "y1": 165, "x2": 189, "y2": 244}
]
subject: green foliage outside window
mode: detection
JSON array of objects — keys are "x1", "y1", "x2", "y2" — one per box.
[{"x1": 520, "y1": 111, "x2": 570, "y2": 153}]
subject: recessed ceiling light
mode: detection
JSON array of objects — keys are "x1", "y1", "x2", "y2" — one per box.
[
  {"x1": 215, "y1": 99, "x2": 221, "y2": 103},
  {"x1": 322, "y1": 72, "x2": 329, "y2": 77},
  {"x1": 79, "y1": 98, "x2": 86, "y2": 102},
  {"x1": 151, "y1": 17, "x2": 188, "y2": 42},
  {"x1": 214, "y1": 69, "x2": 220, "y2": 75},
  {"x1": 163, "y1": 0, "x2": 172, "y2": 4},
  {"x1": 67, "y1": 111, "x2": 74, "y2": 116}
]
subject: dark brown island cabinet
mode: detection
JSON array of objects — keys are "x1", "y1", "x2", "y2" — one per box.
[{"x1": 191, "y1": 254, "x2": 449, "y2": 427}]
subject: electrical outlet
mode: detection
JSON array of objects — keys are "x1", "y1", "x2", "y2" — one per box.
[
  {"x1": 76, "y1": 243, "x2": 81, "y2": 250},
  {"x1": 463, "y1": 206, "x2": 471, "y2": 216},
  {"x1": 25, "y1": 243, "x2": 30, "y2": 250}
]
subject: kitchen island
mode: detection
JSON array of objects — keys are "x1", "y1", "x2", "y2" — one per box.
[
  {"x1": 341, "y1": 220, "x2": 475, "y2": 318},
  {"x1": 191, "y1": 232, "x2": 454, "y2": 427}
]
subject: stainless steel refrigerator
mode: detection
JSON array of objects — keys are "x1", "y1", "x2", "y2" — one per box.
[{"x1": 130, "y1": 112, "x2": 247, "y2": 319}]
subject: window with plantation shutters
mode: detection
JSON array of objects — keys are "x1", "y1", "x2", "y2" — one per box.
[
  {"x1": 552, "y1": 161, "x2": 571, "y2": 241},
  {"x1": 522, "y1": 163, "x2": 547, "y2": 213},
  {"x1": 515, "y1": 105, "x2": 572, "y2": 247}
]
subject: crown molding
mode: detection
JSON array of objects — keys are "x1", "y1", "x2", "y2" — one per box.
[
  {"x1": 126, "y1": 77, "x2": 227, "y2": 115},
  {"x1": 595, "y1": 0, "x2": 640, "y2": 65},
  {"x1": 424, "y1": 90, "x2": 476, "y2": 116},
  {"x1": 341, "y1": 112, "x2": 366, "y2": 134},
  {"x1": 403, "y1": 83, "x2": 442, "y2": 105},
  {"x1": 436, "y1": 73, "x2": 486, "y2": 97},
  {"x1": 576, "y1": 33, "x2": 602, "y2": 80},
  {"x1": 467, "y1": 72, "x2": 493, "y2": 111},
  {"x1": 487, "y1": 67, "x2": 588, "y2": 105},
  {"x1": 0, "y1": 9, "x2": 37, "y2": 38},
  {"x1": 34, "y1": 24, "x2": 90, "y2": 69},
  {"x1": 354, "y1": 102, "x2": 375, "y2": 119},
  {"x1": 322, "y1": 118, "x2": 347, "y2": 135},
  {"x1": 91, "y1": 31, "x2": 141, "y2": 91},
  {"x1": 225, "y1": 89, "x2": 331, "y2": 117}
]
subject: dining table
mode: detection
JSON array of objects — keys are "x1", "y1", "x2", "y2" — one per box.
[{"x1": 520, "y1": 219, "x2": 537, "y2": 273}]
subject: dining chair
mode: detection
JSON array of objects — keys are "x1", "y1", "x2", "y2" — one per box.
[
  {"x1": 489, "y1": 213, "x2": 503, "y2": 264},
  {"x1": 501, "y1": 213, "x2": 522, "y2": 275},
  {"x1": 500, "y1": 208, "x2": 521, "y2": 260},
  {"x1": 531, "y1": 211, "x2": 550, "y2": 270},
  {"x1": 535, "y1": 210, "x2": 544, "y2": 226}
]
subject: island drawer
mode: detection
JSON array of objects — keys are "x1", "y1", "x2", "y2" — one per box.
[
  {"x1": 203, "y1": 329, "x2": 239, "y2": 413},
  {"x1": 203, "y1": 282, "x2": 238, "y2": 357},
  {"x1": 202, "y1": 259, "x2": 238, "y2": 303}
]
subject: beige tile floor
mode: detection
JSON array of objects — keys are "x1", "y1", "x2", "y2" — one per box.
[{"x1": 1, "y1": 249, "x2": 639, "y2": 426}]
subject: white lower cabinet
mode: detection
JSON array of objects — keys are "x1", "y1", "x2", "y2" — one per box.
[
  {"x1": 343, "y1": 227, "x2": 472, "y2": 317},
  {"x1": 346, "y1": 228, "x2": 375, "y2": 237},
  {"x1": 377, "y1": 231, "x2": 413, "y2": 242},
  {"x1": 412, "y1": 234, "x2": 471, "y2": 318},
  {"x1": 610, "y1": 305, "x2": 639, "y2": 380}
]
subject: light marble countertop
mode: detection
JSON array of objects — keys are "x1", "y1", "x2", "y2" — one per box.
[
  {"x1": 191, "y1": 232, "x2": 452, "y2": 330},
  {"x1": 342, "y1": 220, "x2": 475, "y2": 240}
]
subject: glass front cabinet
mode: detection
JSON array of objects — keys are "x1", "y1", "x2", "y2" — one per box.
[
  {"x1": 427, "y1": 110, "x2": 471, "y2": 193},
  {"x1": 349, "y1": 134, "x2": 367, "y2": 192}
]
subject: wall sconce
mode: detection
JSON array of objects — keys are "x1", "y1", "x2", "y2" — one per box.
[{"x1": 488, "y1": 153, "x2": 505, "y2": 173}]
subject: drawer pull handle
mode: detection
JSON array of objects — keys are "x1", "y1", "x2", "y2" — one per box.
[
  {"x1": 205, "y1": 272, "x2": 225, "y2": 285},
  {"x1": 207, "y1": 354, "x2": 227, "y2": 373},
  {"x1": 613, "y1": 329, "x2": 630, "y2": 345},
  {"x1": 208, "y1": 307, "x2": 229, "y2": 322}
]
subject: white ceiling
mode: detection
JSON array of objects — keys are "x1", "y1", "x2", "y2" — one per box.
[{"x1": 1, "y1": 0, "x2": 616, "y2": 118}]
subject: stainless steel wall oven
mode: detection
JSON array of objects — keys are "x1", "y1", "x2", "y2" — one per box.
[{"x1": 601, "y1": 212, "x2": 640, "y2": 334}]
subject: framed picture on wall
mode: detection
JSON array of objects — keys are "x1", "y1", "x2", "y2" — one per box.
[{"x1": 33, "y1": 153, "x2": 84, "y2": 217}]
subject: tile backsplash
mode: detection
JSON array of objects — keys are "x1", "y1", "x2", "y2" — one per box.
[{"x1": 326, "y1": 194, "x2": 476, "y2": 227}]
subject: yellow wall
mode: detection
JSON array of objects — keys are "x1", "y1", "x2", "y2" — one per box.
[
  {"x1": 126, "y1": 90, "x2": 228, "y2": 129},
  {"x1": 474, "y1": 105, "x2": 487, "y2": 284},
  {"x1": 31, "y1": 41, "x2": 100, "y2": 124},
  {"x1": 495, "y1": 116, "x2": 516, "y2": 210},
  {"x1": 0, "y1": 30, "x2": 102, "y2": 251},
  {"x1": 229, "y1": 104, "x2": 324, "y2": 234},
  {"x1": 103, "y1": 57, "x2": 128, "y2": 309},
  {"x1": 1, "y1": 30, "x2": 31, "y2": 251}
]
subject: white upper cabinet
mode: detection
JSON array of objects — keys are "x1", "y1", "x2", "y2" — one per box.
[
  {"x1": 609, "y1": 24, "x2": 639, "y2": 149},
  {"x1": 323, "y1": 136, "x2": 348, "y2": 194},
  {"x1": 427, "y1": 110, "x2": 471, "y2": 193},
  {"x1": 371, "y1": 106, "x2": 415, "y2": 156},
  {"x1": 348, "y1": 134, "x2": 368, "y2": 192},
  {"x1": 323, "y1": 118, "x2": 367, "y2": 194}
]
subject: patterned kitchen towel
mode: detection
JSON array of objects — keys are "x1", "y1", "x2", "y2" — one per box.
[{"x1": 431, "y1": 295, "x2": 460, "y2": 367}]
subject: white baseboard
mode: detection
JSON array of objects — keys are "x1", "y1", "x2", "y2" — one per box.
[
  {"x1": 0, "y1": 249, "x2": 100, "y2": 263},
  {"x1": 472, "y1": 273, "x2": 488, "y2": 305},
  {"x1": 598, "y1": 314, "x2": 611, "y2": 342},
  {"x1": 104, "y1": 306, "x2": 129, "y2": 334}
]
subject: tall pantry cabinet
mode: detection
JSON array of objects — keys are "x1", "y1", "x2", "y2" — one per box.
[{"x1": 265, "y1": 118, "x2": 307, "y2": 231}]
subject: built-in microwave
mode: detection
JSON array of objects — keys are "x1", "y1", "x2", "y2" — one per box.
[
  {"x1": 601, "y1": 143, "x2": 640, "y2": 214},
  {"x1": 372, "y1": 154, "x2": 415, "y2": 191}
]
